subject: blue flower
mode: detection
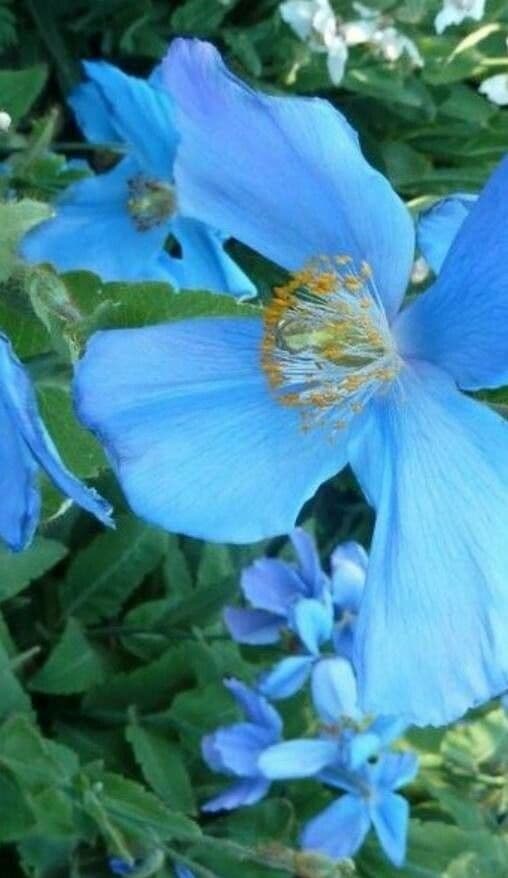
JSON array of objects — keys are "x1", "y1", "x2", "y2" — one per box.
[
  {"x1": 21, "y1": 60, "x2": 254, "y2": 296},
  {"x1": 301, "y1": 752, "x2": 418, "y2": 866},
  {"x1": 259, "y1": 657, "x2": 406, "y2": 778},
  {"x1": 330, "y1": 541, "x2": 367, "y2": 662},
  {"x1": 224, "y1": 527, "x2": 328, "y2": 646},
  {"x1": 0, "y1": 333, "x2": 111, "y2": 551},
  {"x1": 201, "y1": 678, "x2": 282, "y2": 811},
  {"x1": 109, "y1": 857, "x2": 137, "y2": 876},
  {"x1": 173, "y1": 866, "x2": 196, "y2": 878},
  {"x1": 75, "y1": 39, "x2": 508, "y2": 726}
]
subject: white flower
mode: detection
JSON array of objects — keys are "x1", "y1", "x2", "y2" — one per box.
[
  {"x1": 0, "y1": 111, "x2": 11, "y2": 133},
  {"x1": 371, "y1": 26, "x2": 424, "y2": 68},
  {"x1": 326, "y1": 34, "x2": 349, "y2": 84},
  {"x1": 479, "y1": 73, "x2": 508, "y2": 106},
  {"x1": 341, "y1": 18, "x2": 378, "y2": 46},
  {"x1": 435, "y1": 0, "x2": 486, "y2": 35},
  {"x1": 280, "y1": 0, "x2": 349, "y2": 84}
]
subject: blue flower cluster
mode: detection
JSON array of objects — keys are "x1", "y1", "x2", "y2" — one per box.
[{"x1": 203, "y1": 532, "x2": 418, "y2": 867}]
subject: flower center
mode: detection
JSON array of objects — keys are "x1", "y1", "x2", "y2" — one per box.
[
  {"x1": 127, "y1": 175, "x2": 176, "y2": 231},
  {"x1": 261, "y1": 256, "x2": 401, "y2": 434}
]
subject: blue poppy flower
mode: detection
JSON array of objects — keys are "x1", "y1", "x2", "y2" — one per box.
[
  {"x1": 74, "y1": 39, "x2": 508, "y2": 727},
  {"x1": 0, "y1": 332, "x2": 111, "y2": 551},
  {"x1": 201, "y1": 678, "x2": 282, "y2": 811},
  {"x1": 21, "y1": 60, "x2": 254, "y2": 297},
  {"x1": 224, "y1": 528, "x2": 328, "y2": 646},
  {"x1": 301, "y1": 752, "x2": 419, "y2": 866}
]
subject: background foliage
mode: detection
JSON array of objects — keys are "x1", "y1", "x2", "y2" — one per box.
[{"x1": 0, "y1": 0, "x2": 508, "y2": 876}]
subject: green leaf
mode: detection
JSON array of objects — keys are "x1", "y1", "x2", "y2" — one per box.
[
  {"x1": 0, "y1": 294, "x2": 51, "y2": 358},
  {"x1": 0, "y1": 642, "x2": 32, "y2": 720},
  {"x1": 37, "y1": 384, "x2": 107, "y2": 479},
  {"x1": 441, "y1": 707, "x2": 508, "y2": 772},
  {"x1": 0, "y1": 770, "x2": 34, "y2": 842},
  {"x1": 0, "y1": 199, "x2": 53, "y2": 283},
  {"x1": 83, "y1": 766, "x2": 201, "y2": 843},
  {"x1": 0, "y1": 715, "x2": 77, "y2": 791},
  {"x1": 0, "y1": 537, "x2": 67, "y2": 602},
  {"x1": 0, "y1": 65, "x2": 48, "y2": 122},
  {"x1": 30, "y1": 618, "x2": 108, "y2": 694},
  {"x1": 126, "y1": 717, "x2": 196, "y2": 813},
  {"x1": 60, "y1": 515, "x2": 168, "y2": 623}
]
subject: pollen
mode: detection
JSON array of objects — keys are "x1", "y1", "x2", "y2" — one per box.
[{"x1": 261, "y1": 255, "x2": 401, "y2": 435}]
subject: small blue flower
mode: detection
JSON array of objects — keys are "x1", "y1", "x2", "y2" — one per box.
[
  {"x1": 224, "y1": 528, "x2": 329, "y2": 646},
  {"x1": 201, "y1": 678, "x2": 282, "y2": 811},
  {"x1": 21, "y1": 61, "x2": 254, "y2": 297},
  {"x1": 301, "y1": 752, "x2": 419, "y2": 866},
  {"x1": 0, "y1": 333, "x2": 112, "y2": 551},
  {"x1": 75, "y1": 40, "x2": 508, "y2": 727},
  {"x1": 109, "y1": 858, "x2": 137, "y2": 876},
  {"x1": 259, "y1": 657, "x2": 406, "y2": 779}
]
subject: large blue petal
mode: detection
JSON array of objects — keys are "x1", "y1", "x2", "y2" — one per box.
[
  {"x1": 0, "y1": 335, "x2": 112, "y2": 540},
  {"x1": 68, "y1": 80, "x2": 118, "y2": 143},
  {"x1": 80, "y1": 61, "x2": 178, "y2": 178},
  {"x1": 370, "y1": 792, "x2": 409, "y2": 867},
  {"x1": 416, "y1": 193, "x2": 475, "y2": 274},
  {"x1": 395, "y1": 157, "x2": 508, "y2": 390},
  {"x1": 74, "y1": 318, "x2": 348, "y2": 542},
  {"x1": 21, "y1": 159, "x2": 174, "y2": 283},
  {"x1": 170, "y1": 216, "x2": 255, "y2": 298},
  {"x1": 162, "y1": 39, "x2": 415, "y2": 320},
  {"x1": 349, "y1": 360, "x2": 508, "y2": 725},
  {"x1": 202, "y1": 777, "x2": 270, "y2": 812},
  {"x1": 258, "y1": 739, "x2": 339, "y2": 779},
  {"x1": 301, "y1": 794, "x2": 370, "y2": 859}
]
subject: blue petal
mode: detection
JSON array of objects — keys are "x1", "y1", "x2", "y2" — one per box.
[
  {"x1": 330, "y1": 541, "x2": 367, "y2": 613},
  {"x1": 224, "y1": 678, "x2": 282, "y2": 735},
  {"x1": 21, "y1": 159, "x2": 174, "y2": 283},
  {"x1": 349, "y1": 360, "x2": 508, "y2": 725},
  {"x1": 74, "y1": 319, "x2": 348, "y2": 542},
  {"x1": 224, "y1": 607, "x2": 283, "y2": 645},
  {"x1": 202, "y1": 777, "x2": 270, "y2": 812},
  {"x1": 395, "y1": 157, "x2": 508, "y2": 390},
  {"x1": 258, "y1": 738, "x2": 339, "y2": 779},
  {"x1": 80, "y1": 61, "x2": 178, "y2": 177},
  {"x1": 370, "y1": 792, "x2": 409, "y2": 867},
  {"x1": 258, "y1": 655, "x2": 313, "y2": 700},
  {"x1": 0, "y1": 334, "x2": 112, "y2": 549},
  {"x1": 310, "y1": 657, "x2": 360, "y2": 724},
  {"x1": 416, "y1": 193, "x2": 476, "y2": 274},
  {"x1": 301, "y1": 794, "x2": 370, "y2": 859},
  {"x1": 369, "y1": 716, "x2": 408, "y2": 749},
  {"x1": 292, "y1": 598, "x2": 333, "y2": 655},
  {"x1": 174, "y1": 866, "x2": 195, "y2": 878},
  {"x1": 0, "y1": 390, "x2": 39, "y2": 552},
  {"x1": 170, "y1": 216, "x2": 256, "y2": 298},
  {"x1": 347, "y1": 732, "x2": 381, "y2": 770},
  {"x1": 201, "y1": 733, "x2": 226, "y2": 773},
  {"x1": 290, "y1": 528, "x2": 328, "y2": 597},
  {"x1": 370, "y1": 752, "x2": 419, "y2": 791},
  {"x1": 241, "y1": 557, "x2": 307, "y2": 615},
  {"x1": 68, "y1": 80, "x2": 118, "y2": 143},
  {"x1": 162, "y1": 39, "x2": 415, "y2": 320},
  {"x1": 205, "y1": 722, "x2": 275, "y2": 777}
]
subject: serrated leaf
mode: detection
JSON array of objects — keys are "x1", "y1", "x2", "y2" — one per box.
[
  {"x1": 0, "y1": 537, "x2": 67, "y2": 602},
  {"x1": 0, "y1": 65, "x2": 48, "y2": 122},
  {"x1": 60, "y1": 516, "x2": 168, "y2": 622},
  {"x1": 126, "y1": 719, "x2": 196, "y2": 814},
  {"x1": 0, "y1": 715, "x2": 77, "y2": 790},
  {"x1": 441, "y1": 708, "x2": 508, "y2": 771},
  {"x1": 30, "y1": 618, "x2": 108, "y2": 695},
  {"x1": 0, "y1": 199, "x2": 53, "y2": 282},
  {"x1": 83, "y1": 766, "x2": 201, "y2": 843}
]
